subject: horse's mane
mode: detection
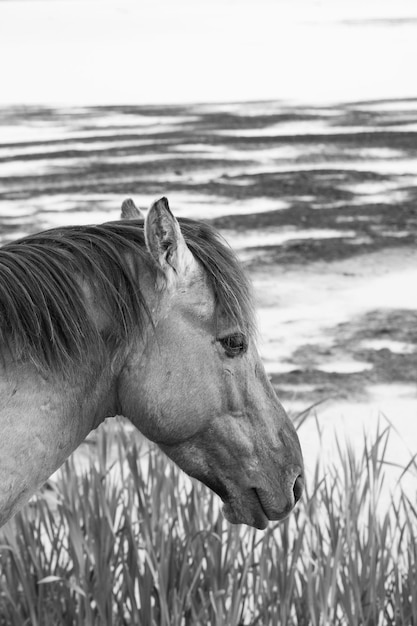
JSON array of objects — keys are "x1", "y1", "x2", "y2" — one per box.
[{"x1": 0, "y1": 218, "x2": 255, "y2": 373}]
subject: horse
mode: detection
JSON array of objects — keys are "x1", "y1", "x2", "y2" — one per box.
[{"x1": 0, "y1": 197, "x2": 303, "y2": 530}]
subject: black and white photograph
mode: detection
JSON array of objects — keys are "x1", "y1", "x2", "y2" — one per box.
[{"x1": 0, "y1": 0, "x2": 416, "y2": 623}]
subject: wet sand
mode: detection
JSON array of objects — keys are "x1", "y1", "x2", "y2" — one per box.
[{"x1": 0, "y1": 99, "x2": 416, "y2": 469}]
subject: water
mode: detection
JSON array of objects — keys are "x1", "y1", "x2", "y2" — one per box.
[{"x1": 1, "y1": 0, "x2": 417, "y2": 105}]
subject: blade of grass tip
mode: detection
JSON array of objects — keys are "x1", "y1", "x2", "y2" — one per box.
[
  {"x1": 37, "y1": 575, "x2": 63, "y2": 585},
  {"x1": 400, "y1": 492, "x2": 417, "y2": 520},
  {"x1": 370, "y1": 422, "x2": 391, "y2": 467},
  {"x1": 292, "y1": 398, "x2": 329, "y2": 431},
  {"x1": 312, "y1": 409, "x2": 324, "y2": 443},
  {"x1": 378, "y1": 411, "x2": 401, "y2": 438},
  {"x1": 379, "y1": 410, "x2": 417, "y2": 467},
  {"x1": 395, "y1": 452, "x2": 417, "y2": 486}
]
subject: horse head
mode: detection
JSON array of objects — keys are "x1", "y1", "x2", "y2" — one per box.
[{"x1": 118, "y1": 197, "x2": 303, "y2": 529}]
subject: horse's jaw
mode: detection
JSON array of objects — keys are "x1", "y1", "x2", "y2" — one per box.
[{"x1": 159, "y1": 433, "x2": 303, "y2": 531}]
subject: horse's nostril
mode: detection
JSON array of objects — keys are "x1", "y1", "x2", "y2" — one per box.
[{"x1": 293, "y1": 474, "x2": 304, "y2": 504}]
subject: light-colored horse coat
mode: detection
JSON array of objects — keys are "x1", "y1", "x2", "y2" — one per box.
[{"x1": 0, "y1": 197, "x2": 303, "y2": 529}]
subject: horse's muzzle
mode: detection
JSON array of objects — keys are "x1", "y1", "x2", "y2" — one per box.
[
  {"x1": 255, "y1": 469, "x2": 304, "y2": 522},
  {"x1": 222, "y1": 467, "x2": 304, "y2": 530}
]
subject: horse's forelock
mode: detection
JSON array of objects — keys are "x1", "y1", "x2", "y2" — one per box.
[{"x1": 179, "y1": 219, "x2": 256, "y2": 337}]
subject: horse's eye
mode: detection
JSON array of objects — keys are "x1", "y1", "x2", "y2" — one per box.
[{"x1": 219, "y1": 333, "x2": 247, "y2": 357}]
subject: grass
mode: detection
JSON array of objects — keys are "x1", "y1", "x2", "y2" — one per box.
[{"x1": 0, "y1": 419, "x2": 416, "y2": 626}]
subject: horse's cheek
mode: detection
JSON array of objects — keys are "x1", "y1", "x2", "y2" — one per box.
[{"x1": 116, "y1": 348, "x2": 214, "y2": 445}]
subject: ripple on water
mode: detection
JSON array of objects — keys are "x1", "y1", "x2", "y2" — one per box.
[
  {"x1": 359, "y1": 339, "x2": 416, "y2": 354},
  {"x1": 316, "y1": 360, "x2": 373, "y2": 374}
]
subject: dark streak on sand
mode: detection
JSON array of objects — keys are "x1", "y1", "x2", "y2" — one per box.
[{"x1": 272, "y1": 310, "x2": 417, "y2": 404}]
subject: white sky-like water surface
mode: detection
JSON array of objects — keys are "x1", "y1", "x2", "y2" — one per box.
[{"x1": 0, "y1": 0, "x2": 416, "y2": 106}]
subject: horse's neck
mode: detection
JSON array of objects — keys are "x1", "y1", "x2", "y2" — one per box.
[{"x1": 0, "y1": 360, "x2": 117, "y2": 526}]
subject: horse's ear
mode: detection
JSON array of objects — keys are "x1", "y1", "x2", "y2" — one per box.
[
  {"x1": 145, "y1": 197, "x2": 197, "y2": 281},
  {"x1": 121, "y1": 198, "x2": 145, "y2": 220}
]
